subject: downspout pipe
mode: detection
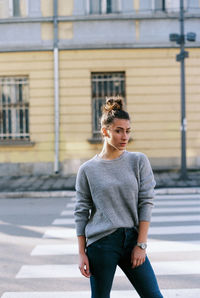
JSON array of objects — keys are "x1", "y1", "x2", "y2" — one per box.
[{"x1": 53, "y1": 0, "x2": 59, "y2": 173}]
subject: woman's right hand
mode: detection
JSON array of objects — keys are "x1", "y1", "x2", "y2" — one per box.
[{"x1": 79, "y1": 252, "x2": 91, "y2": 278}]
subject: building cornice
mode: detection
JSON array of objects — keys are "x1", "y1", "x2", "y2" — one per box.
[
  {"x1": 0, "y1": 12, "x2": 200, "y2": 24},
  {"x1": 0, "y1": 43, "x2": 199, "y2": 53}
]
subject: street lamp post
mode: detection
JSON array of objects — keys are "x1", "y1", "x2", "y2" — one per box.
[{"x1": 169, "y1": 0, "x2": 196, "y2": 180}]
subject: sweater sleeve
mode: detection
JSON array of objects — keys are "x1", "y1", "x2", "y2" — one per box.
[
  {"x1": 138, "y1": 153, "x2": 156, "y2": 222},
  {"x1": 74, "y1": 165, "x2": 93, "y2": 236}
]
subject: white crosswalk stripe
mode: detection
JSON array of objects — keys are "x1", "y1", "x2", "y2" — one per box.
[
  {"x1": 153, "y1": 206, "x2": 200, "y2": 213},
  {"x1": 149, "y1": 225, "x2": 200, "y2": 235},
  {"x1": 43, "y1": 228, "x2": 76, "y2": 238},
  {"x1": 53, "y1": 215, "x2": 200, "y2": 225},
  {"x1": 16, "y1": 260, "x2": 200, "y2": 278},
  {"x1": 2, "y1": 289, "x2": 200, "y2": 298},
  {"x1": 151, "y1": 214, "x2": 200, "y2": 222},
  {"x1": 66, "y1": 202, "x2": 75, "y2": 209},
  {"x1": 1, "y1": 193, "x2": 200, "y2": 298},
  {"x1": 155, "y1": 199, "x2": 200, "y2": 207},
  {"x1": 52, "y1": 218, "x2": 75, "y2": 225},
  {"x1": 155, "y1": 194, "x2": 200, "y2": 199},
  {"x1": 154, "y1": 200, "x2": 200, "y2": 206},
  {"x1": 60, "y1": 210, "x2": 74, "y2": 216},
  {"x1": 31, "y1": 239, "x2": 200, "y2": 256}
]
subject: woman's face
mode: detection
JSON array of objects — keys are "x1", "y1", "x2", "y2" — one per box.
[{"x1": 106, "y1": 118, "x2": 131, "y2": 150}]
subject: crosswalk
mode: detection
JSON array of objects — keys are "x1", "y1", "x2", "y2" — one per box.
[{"x1": 1, "y1": 190, "x2": 200, "y2": 298}]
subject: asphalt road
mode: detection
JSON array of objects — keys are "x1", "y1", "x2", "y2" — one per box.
[{"x1": 0, "y1": 191, "x2": 200, "y2": 298}]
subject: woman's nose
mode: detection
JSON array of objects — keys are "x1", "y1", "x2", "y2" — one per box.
[{"x1": 122, "y1": 132, "x2": 128, "y2": 139}]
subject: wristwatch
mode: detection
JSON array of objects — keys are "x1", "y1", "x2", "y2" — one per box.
[{"x1": 136, "y1": 242, "x2": 147, "y2": 250}]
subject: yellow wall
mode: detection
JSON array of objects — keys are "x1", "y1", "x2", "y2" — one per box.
[
  {"x1": 41, "y1": 0, "x2": 74, "y2": 17},
  {"x1": 59, "y1": 48, "x2": 200, "y2": 168},
  {"x1": 0, "y1": 0, "x2": 9, "y2": 18},
  {"x1": 0, "y1": 51, "x2": 54, "y2": 163},
  {"x1": 0, "y1": 48, "x2": 200, "y2": 170}
]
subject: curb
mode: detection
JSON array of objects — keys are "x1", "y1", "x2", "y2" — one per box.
[
  {"x1": 0, "y1": 190, "x2": 76, "y2": 199},
  {"x1": 0, "y1": 188, "x2": 200, "y2": 199}
]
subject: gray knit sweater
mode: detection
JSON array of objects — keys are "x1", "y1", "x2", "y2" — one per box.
[{"x1": 74, "y1": 151, "x2": 156, "y2": 246}]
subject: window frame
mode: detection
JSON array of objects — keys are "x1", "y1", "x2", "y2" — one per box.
[
  {"x1": 90, "y1": 71, "x2": 126, "y2": 142},
  {"x1": 152, "y1": 0, "x2": 187, "y2": 12},
  {"x1": 152, "y1": 0, "x2": 166, "y2": 11},
  {"x1": 86, "y1": 0, "x2": 121, "y2": 15},
  {"x1": 8, "y1": 0, "x2": 29, "y2": 17},
  {"x1": 0, "y1": 76, "x2": 30, "y2": 143}
]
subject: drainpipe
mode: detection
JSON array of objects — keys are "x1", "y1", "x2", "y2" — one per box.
[{"x1": 53, "y1": 0, "x2": 59, "y2": 173}]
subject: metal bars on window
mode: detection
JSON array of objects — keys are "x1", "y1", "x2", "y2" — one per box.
[
  {"x1": 89, "y1": 0, "x2": 120, "y2": 14},
  {"x1": 13, "y1": 0, "x2": 21, "y2": 17},
  {"x1": 0, "y1": 77, "x2": 29, "y2": 140},
  {"x1": 91, "y1": 72, "x2": 125, "y2": 136},
  {"x1": 153, "y1": 0, "x2": 187, "y2": 12},
  {"x1": 153, "y1": 0, "x2": 166, "y2": 11}
]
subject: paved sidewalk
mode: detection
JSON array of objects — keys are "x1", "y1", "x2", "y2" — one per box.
[{"x1": 0, "y1": 170, "x2": 200, "y2": 195}]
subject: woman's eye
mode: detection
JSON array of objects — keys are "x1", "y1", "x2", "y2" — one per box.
[{"x1": 116, "y1": 130, "x2": 120, "y2": 133}]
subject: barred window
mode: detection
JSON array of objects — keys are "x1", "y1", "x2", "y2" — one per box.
[
  {"x1": 91, "y1": 72, "x2": 125, "y2": 138},
  {"x1": 7, "y1": 0, "x2": 28, "y2": 17},
  {"x1": 0, "y1": 77, "x2": 29, "y2": 141},
  {"x1": 13, "y1": 0, "x2": 21, "y2": 16},
  {"x1": 89, "y1": 0, "x2": 121, "y2": 14},
  {"x1": 153, "y1": 0, "x2": 187, "y2": 12},
  {"x1": 154, "y1": 0, "x2": 165, "y2": 11}
]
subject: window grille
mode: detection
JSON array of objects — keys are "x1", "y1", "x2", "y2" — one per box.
[
  {"x1": 0, "y1": 77, "x2": 29, "y2": 141},
  {"x1": 153, "y1": 0, "x2": 187, "y2": 12},
  {"x1": 154, "y1": 0, "x2": 165, "y2": 11},
  {"x1": 89, "y1": 0, "x2": 120, "y2": 14},
  {"x1": 90, "y1": 0, "x2": 101, "y2": 14},
  {"x1": 13, "y1": 0, "x2": 21, "y2": 16},
  {"x1": 91, "y1": 72, "x2": 125, "y2": 137},
  {"x1": 8, "y1": 0, "x2": 28, "y2": 17}
]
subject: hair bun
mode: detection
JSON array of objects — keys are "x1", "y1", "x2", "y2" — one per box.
[{"x1": 104, "y1": 96, "x2": 124, "y2": 113}]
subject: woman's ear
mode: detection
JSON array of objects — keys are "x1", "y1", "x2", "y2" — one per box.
[{"x1": 102, "y1": 127, "x2": 110, "y2": 138}]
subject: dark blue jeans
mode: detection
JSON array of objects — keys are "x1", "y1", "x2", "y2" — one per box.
[{"x1": 87, "y1": 228, "x2": 163, "y2": 298}]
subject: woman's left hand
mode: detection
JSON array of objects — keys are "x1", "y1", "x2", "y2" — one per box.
[{"x1": 131, "y1": 245, "x2": 146, "y2": 268}]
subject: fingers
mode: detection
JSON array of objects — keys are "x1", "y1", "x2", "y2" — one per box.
[
  {"x1": 132, "y1": 256, "x2": 145, "y2": 268},
  {"x1": 79, "y1": 261, "x2": 91, "y2": 278},
  {"x1": 78, "y1": 253, "x2": 91, "y2": 278},
  {"x1": 131, "y1": 246, "x2": 146, "y2": 268}
]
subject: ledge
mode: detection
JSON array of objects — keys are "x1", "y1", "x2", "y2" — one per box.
[
  {"x1": 1, "y1": 42, "x2": 200, "y2": 53},
  {"x1": 0, "y1": 12, "x2": 200, "y2": 24},
  {"x1": 0, "y1": 140, "x2": 35, "y2": 147}
]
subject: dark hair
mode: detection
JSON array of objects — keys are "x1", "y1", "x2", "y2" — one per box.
[{"x1": 101, "y1": 96, "x2": 130, "y2": 127}]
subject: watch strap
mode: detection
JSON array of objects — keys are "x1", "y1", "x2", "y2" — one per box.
[{"x1": 136, "y1": 242, "x2": 147, "y2": 250}]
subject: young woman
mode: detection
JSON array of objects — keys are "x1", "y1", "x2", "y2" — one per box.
[{"x1": 74, "y1": 97, "x2": 163, "y2": 298}]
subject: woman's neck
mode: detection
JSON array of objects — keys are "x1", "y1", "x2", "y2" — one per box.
[{"x1": 98, "y1": 142, "x2": 125, "y2": 160}]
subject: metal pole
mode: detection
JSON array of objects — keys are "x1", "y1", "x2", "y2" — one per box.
[
  {"x1": 53, "y1": 0, "x2": 59, "y2": 173},
  {"x1": 179, "y1": 0, "x2": 188, "y2": 180}
]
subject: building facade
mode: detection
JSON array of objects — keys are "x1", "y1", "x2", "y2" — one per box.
[{"x1": 0, "y1": 0, "x2": 200, "y2": 176}]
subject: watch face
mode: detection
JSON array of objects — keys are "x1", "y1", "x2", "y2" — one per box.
[{"x1": 137, "y1": 243, "x2": 147, "y2": 249}]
